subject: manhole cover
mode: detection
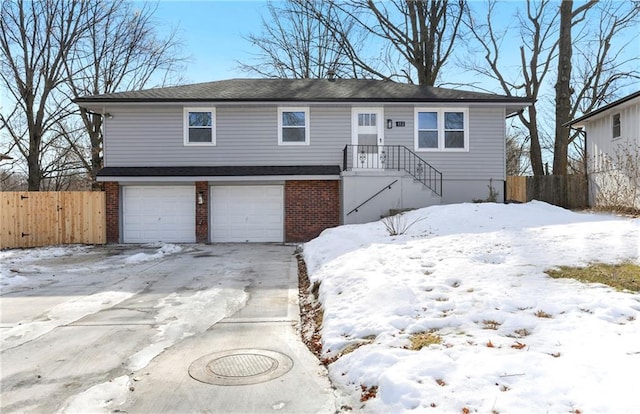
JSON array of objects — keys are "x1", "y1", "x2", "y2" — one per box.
[{"x1": 188, "y1": 349, "x2": 294, "y2": 386}]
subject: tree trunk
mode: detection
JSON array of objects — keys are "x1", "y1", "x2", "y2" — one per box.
[
  {"x1": 529, "y1": 105, "x2": 545, "y2": 176},
  {"x1": 553, "y1": 0, "x2": 573, "y2": 176},
  {"x1": 27, "y1": 135, "x2": 41, "y2": 191},
  {"x1": 89, "y1": 113, "x2": 103, "y2": 190}
]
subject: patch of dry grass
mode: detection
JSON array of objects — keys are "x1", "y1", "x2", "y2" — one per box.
[
  {"x1": 534, "y1": 310, "x2": 553, "y2": 318},
  {"x1": 546, "y1": 262, "x2": 640, "y2": 292},
  {"x1": 408, "y1": 332, "x2": 442, "y2": 350},
  {"x1": 511, "y1": 328, "x2": 531, "y2": 338},
  {"x1": 339, "y1": 335, "x2": 377, "y2": 357},
  {"x1": 481, "y1": 320, "x2": 501, "y2": 330}
]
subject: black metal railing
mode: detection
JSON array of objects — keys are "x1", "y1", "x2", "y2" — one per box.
[
  {"x1": 346, "y1": 179, "x2": 398, "y2": 216},
  {"x1": 342, "y1": 145, "x2": 442, "y2": 196}
]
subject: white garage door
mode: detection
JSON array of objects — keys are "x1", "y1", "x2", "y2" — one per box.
[
  {"x1": 123, "y1": 186, "x2": 195, "y2": 243},
  {"x1": 211, "y1": 185, "x2": 283, "y2": 242}
]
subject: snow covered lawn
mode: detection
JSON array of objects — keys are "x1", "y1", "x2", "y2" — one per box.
[{"x1": 304, "y1": 202, "x2": 640, "y2": 413}]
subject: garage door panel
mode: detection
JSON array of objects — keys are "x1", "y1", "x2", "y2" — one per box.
[
  {"x1": 123, "y1": 186, "x2": 195, "y2": 243},
  {"x1": 211, "y1": 185, "x2": 283, "y2": 243}
]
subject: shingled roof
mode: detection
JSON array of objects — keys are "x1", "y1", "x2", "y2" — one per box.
[
  {"x1": 76, "y1": 78, "x2": 531, "y2": 105},
  {"x1": 567, "y1": 90, "x2": 640, "y2": 127}
]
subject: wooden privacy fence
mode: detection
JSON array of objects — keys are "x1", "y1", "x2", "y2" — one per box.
[
  {"x1": 0, "y1": 191, "x2": 106, "y2": 249},
  {"x1": 506, "y1": 175, "x2": 589, "y2": 209}
]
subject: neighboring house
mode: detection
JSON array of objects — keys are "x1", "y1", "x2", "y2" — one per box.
[
  {"x1": 568, "y1": 90, "x2": 640, "y2": 211},
  {"x1": 75, "y1": 78, "x2": 530, "y2": 244}
]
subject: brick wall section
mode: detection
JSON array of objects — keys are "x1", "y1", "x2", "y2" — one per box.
[
  {"x1": 104, "y1": 182, "x2": 120, "y2": 243},
  {"x1": 285, "y1": 180, "x2": 340, "y2": 242},
  {"x1": 195, "y1": 181, "x2": 209, "y2": 243}
]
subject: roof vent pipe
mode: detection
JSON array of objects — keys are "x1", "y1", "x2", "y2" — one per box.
[{"x1": 327, "y1": 69, "x2": 336, "y2": 81}]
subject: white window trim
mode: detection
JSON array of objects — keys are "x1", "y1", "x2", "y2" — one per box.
[
  {"x1": 414, "y1": 108, "x2": 469, "y2": 152},
  {"x1": 278, "y1": 106, "x2": 310, "y2": 146},
  {"x1": 184, "y1": 107, "x2": 216, "y2": 146},
  {"x1": 612, "y1": 112, "x2": 621, "y2": 140}
]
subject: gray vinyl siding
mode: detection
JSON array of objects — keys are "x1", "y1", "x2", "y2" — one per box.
[
  {"x1": 383, "y1": 106, "x2": 506, "y2": 180},
  {"x1": 103, "y1": 104, "x2": 506, "y2": 180},
  {"x1": 105, "y1": 105, "x2": 351, "y2": 167}
]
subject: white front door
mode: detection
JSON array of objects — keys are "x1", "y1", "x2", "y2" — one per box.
[{"x1": 352, "y1": 108, "x2": 384, "y2": 169}]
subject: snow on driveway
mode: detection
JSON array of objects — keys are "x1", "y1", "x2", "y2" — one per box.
[
  {"x1": 304, "y1": 201, "x2": 640, "y2": 413},
  {"x1": 0, "y1": 244, "x2": 249, "y2": 413}
]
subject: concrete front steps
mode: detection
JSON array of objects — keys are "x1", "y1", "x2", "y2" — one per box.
[{"x1": 342, "y1": 170, "x2": 441, "y2": 225}]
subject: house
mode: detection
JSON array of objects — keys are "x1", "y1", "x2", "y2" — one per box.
[
  {"x1": 568, "y1": 90, "x2": 640, "y2": 211},
  {"x1": 75, "y1": 78, "x2": 530, "y2": 244}
]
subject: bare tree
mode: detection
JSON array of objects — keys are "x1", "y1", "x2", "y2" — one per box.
[
  {"x1": 553, "y1": 0, "x2": 597, "y2": 176},
  {"x1": 571, "y1": 1, "x2": 640, "y2": 116},
  {"x1": 0, "y1": 0, "x2": 95, "y2": 190},
  {"x1": 239, "y1": 0, "x2": 359, "y2": 79},
  {"x1": 371, "y1": 0, "x2": 467, "y2": 85},
  {"x1": 0, "y1": 0, "x2": 185, "y2": 191},
  {"x1": 0, "y1": 169, "x2": 26, "y2": 191},
  {"x1": 326, "y1": 0, "x2": 467, "y2": 85},
  {"x1": 245, "y1": 0, "x2": 466, "y2": 85},
  {"x1": 465, "y1": 0, "x2": 637, "y2": 177},
  {"x1": 39, "y1": 132, "x2": 90, "y2": 191},
  {"x1": 565, "y1": 0, "x2": 640, "y2": 173},
  {"x1": 64, "y1": 0, "x2": 185, "y2": 187},
  {"x1": 0, "y1": 156, "x2": 24, "y2": 190},
  {"x1": 465, "y1": 0, "x2": 559, "y2": 176},
  {"x1": 506, "y1": 133, "x2": 529, "y2": 176}
]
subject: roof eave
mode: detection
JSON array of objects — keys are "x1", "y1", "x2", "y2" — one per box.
[
  {"x1": 565, "y1": 90, "x2": 640, "y2": 127},
  {"x1": 76, "y1": 97, "x2": 533, "y2": 106}
]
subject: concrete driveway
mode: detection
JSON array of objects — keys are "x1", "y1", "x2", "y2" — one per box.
[{"x1": 0, "y1": 244, "x2": 336, "y2": 413}]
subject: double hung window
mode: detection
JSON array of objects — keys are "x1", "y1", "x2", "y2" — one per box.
[
  {"x1": 278, "y1": 107, "x2": 309, "y2": 145},
  {"x1": 612, "y1": 113, "x2": 621, "y2": 139},
  {"x1": 184, "y1": 108, "x2": 215, "y2": 145},
  {"x1": 415, "y1": 108, "x2": 468, "y2": 151}
]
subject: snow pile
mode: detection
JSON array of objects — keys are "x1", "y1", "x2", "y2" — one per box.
[
  {"x1": 0, "y1": 245, "x2": 90, "y2": 262},
  {"x1": 127, "y1": 283, "x2": 248, "y2": 371},
  {"x1": 124, "y1": 243, "x2": 183, "y2": 264},
  {"x1": 1, "y1": 290, "x2": 136, "y2": 349},
  {"x1": 0, "y1": 245, "x2": 89, "y2": 290},
  {"x1": 0, "y1": 272, "x2": 28, "y2": 289},
  {"x1": 304, "y1": 202, "x2": 640, "y2": 413},
  {"x1": 59, "y1": 281, "x2": 248, "y2": 414},
  {"x1": 0, "y1": 243, "x2": 183, "y2": 293},
  {"x1": 61, "y1": 376, "x2": 131, "y2": 414}
]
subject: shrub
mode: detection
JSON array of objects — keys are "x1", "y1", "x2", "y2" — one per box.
[{"x1": 381, "y1": 213, "x2": 422, "y2": 236}]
